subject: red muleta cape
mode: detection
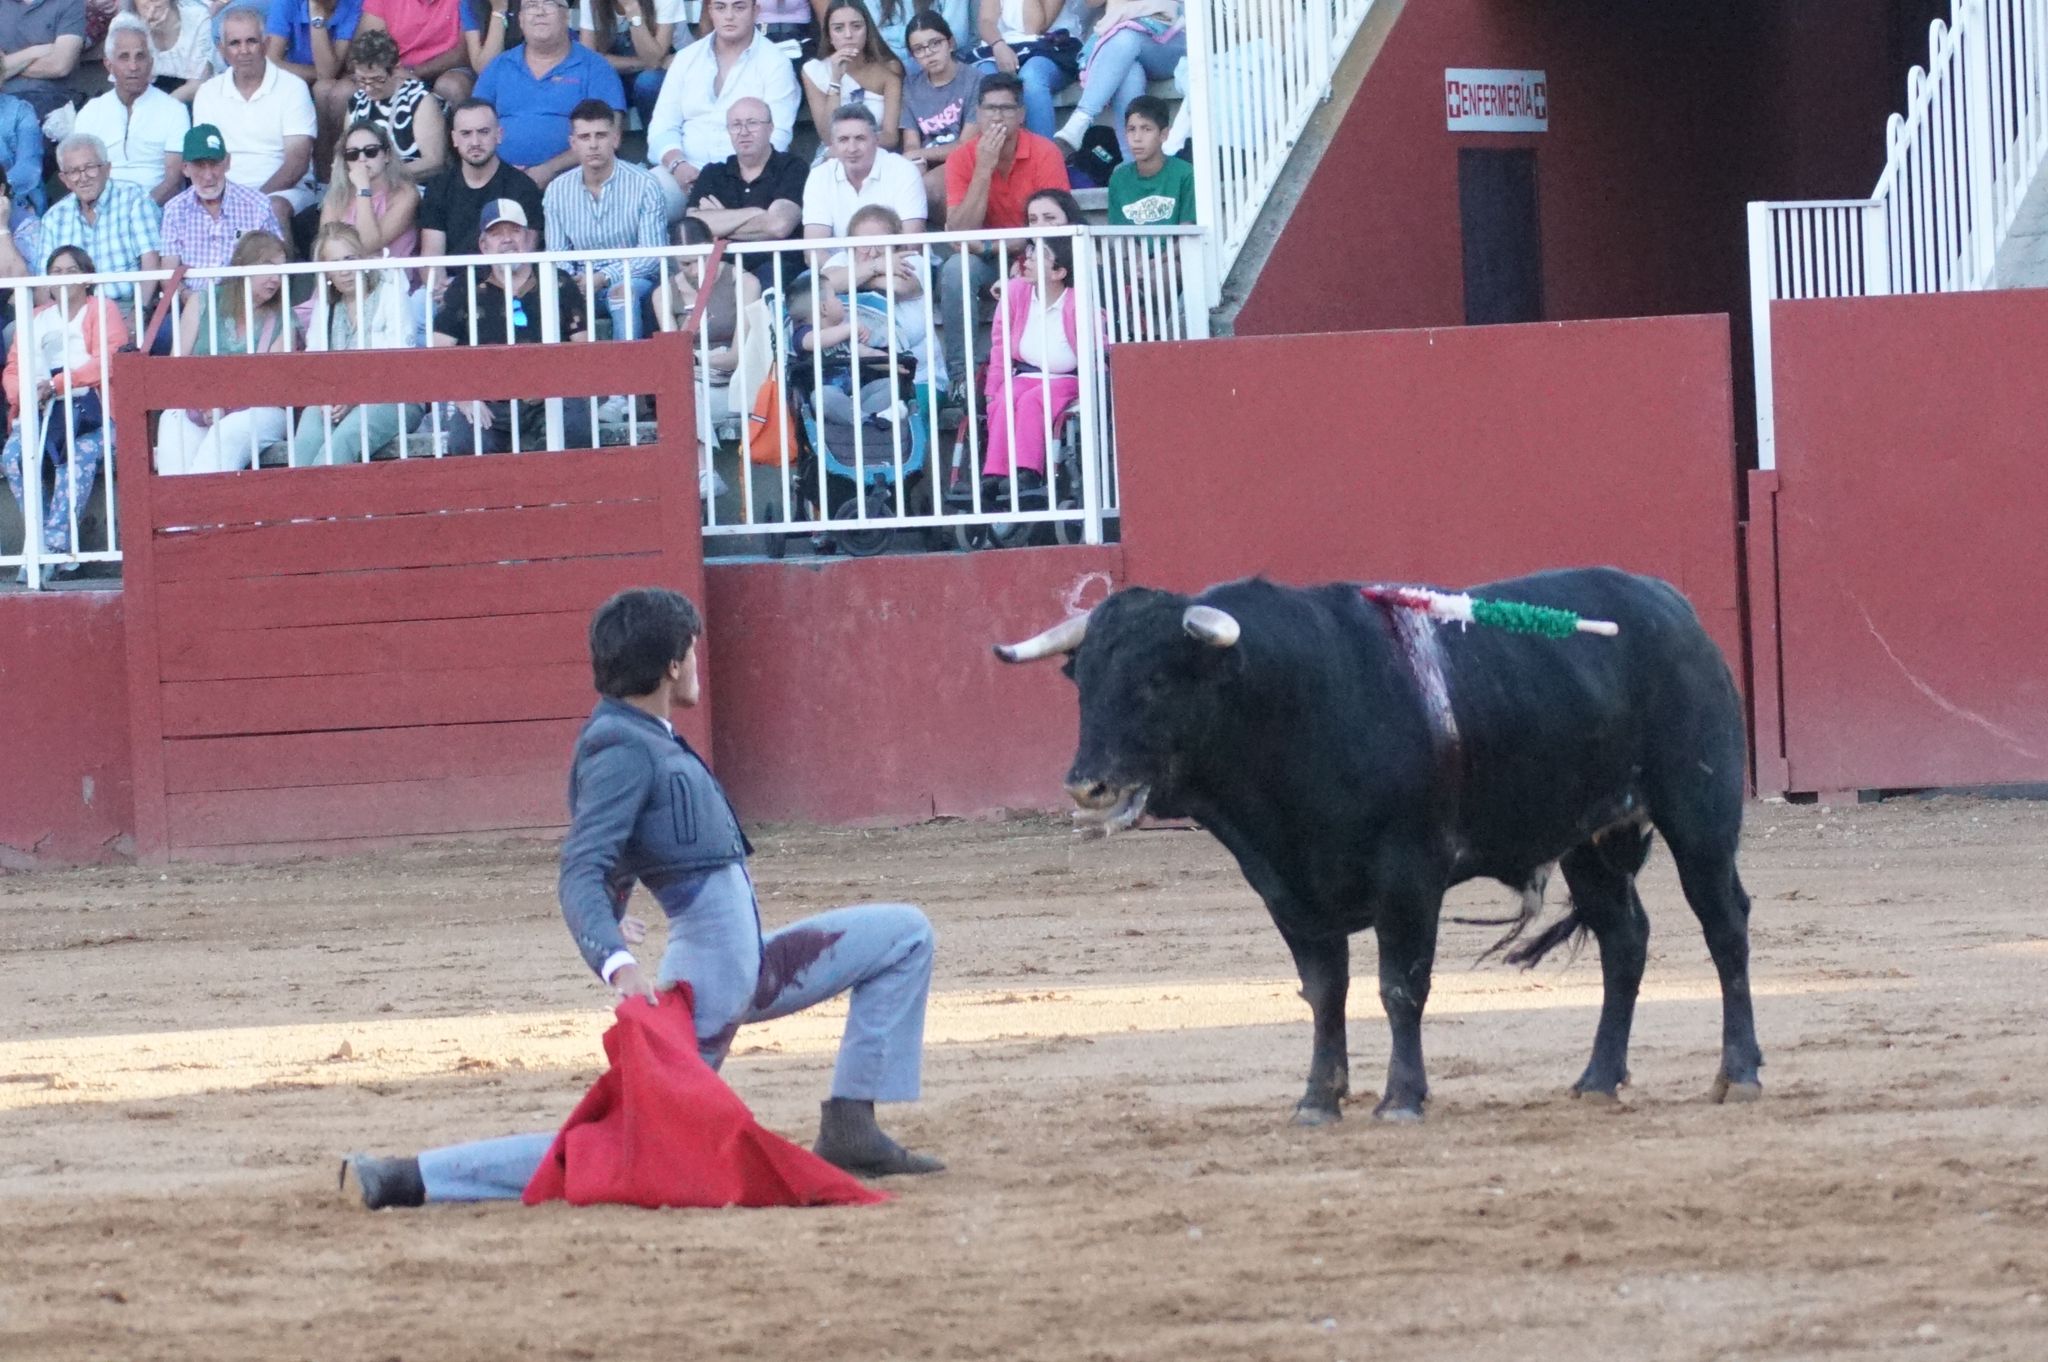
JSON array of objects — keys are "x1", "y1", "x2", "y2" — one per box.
[{"x1": 522, "y1": 984, "x2": 888, "y2": 1210}]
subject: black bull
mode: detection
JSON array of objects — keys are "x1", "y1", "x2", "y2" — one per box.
[{"x1": 995, "y1": 568, "x2": 1761, "y2": 1122}]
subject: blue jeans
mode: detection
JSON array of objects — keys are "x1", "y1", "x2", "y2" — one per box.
[
  {"x1": 979, "y1": 51, "x2": 1079, "y2": 139},
  {"x1": 1076, "y1": 30, "x2": 1187, "y2": 157},
  {"x1": 631, "y1": 67, "x2": 664, "y2": 126},
  {"x1": 415, "y1": 865, "x2": 936, "y2": 1202},
  {"x1": 600, "y1": 274, "x2": 656, "y2": 341}
]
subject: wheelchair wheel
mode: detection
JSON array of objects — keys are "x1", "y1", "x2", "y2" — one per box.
[{"x1": 832, "y1": 488, "x2": 894, "y2": 557}]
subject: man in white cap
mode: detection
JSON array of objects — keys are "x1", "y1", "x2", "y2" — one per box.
[{"x1": 429, "y1": 196, "x2": 594, "y2": 453}]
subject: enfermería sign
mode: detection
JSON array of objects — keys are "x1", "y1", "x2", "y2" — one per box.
[{"x1": 1444, "y1": 68, "x2": 1549, "y2": 133}]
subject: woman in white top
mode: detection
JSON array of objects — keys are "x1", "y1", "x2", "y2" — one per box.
[
  {"x1": 130, "y1": 0, "x2": 223, "y2": 102},
  {"x1": 802, "y1": 0, "x2": 903, "y2": 156},
  {"x1": 155, "y1": 230, "x2": 294, "y2": 475},
  {"x1": 294, "y1": 223, "x2": 421, "y2": 465}
]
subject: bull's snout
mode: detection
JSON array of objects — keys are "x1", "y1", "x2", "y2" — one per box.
[{"x1": 1065, "y1": 778, "x2": 1118, "y2": 810}]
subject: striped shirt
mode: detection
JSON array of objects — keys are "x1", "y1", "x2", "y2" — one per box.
[
  {"x1": 42, "y1": 181, "x2": 163, "y2": 301},
  {"x1": 162, "y1": 181, "x2": 286, "y2": 283},
  {"x1": 542, "y1": 157, "x2": 667, "y2": 286}
]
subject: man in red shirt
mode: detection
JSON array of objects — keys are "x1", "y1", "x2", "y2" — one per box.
[{"x1": 937, "y1": 70, "x2": 1070, "y2": 396}]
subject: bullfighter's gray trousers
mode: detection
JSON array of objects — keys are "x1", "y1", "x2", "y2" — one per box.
[{"x1": 416, "y1": 865, "x2": 934, "y2": 1202}]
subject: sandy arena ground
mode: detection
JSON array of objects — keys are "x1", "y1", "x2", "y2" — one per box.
[{"x1": 3, "y1": 797, "x2": 2047, "y2": 1361}]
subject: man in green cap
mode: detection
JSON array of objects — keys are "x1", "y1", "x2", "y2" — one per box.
[{"x1": 157, "y1": 122, "x2": 290, "y2": 352}]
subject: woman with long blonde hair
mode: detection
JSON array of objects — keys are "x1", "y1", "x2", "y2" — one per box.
[
  {"x1": 155, "y1": 230, "x2": 294, "y2": 475},
  {"x1": 294, "y1": 222, "x2": 421, "y2": 466},
  {"x1": 319, "y1": 119, "x2": 421, "y2": 258}
]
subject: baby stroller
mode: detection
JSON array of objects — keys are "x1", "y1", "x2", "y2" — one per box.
[
  {"x1": 940, "y1": 362, "x2": 1088, "y2": 551},
  {"x1": 779, "y1": 292, "x2": 934, "y2": 557}
]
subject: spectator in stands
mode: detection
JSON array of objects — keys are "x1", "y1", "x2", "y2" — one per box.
[
  {"x1": 343, "y1": 26, "x2": 445, "y2": 178},
  {"x1": 431, "y1": 197, "x2": 595, "y2": 452},
  {"x1": 474, "y1": 0, "x2": 624, "y2": 188},
  {"x1": 541, "y1": 99, "x2": 662, "y2": 342},
  {"x1": 318, "y1": 117, "x2": 417, "y2": 254},
  {"x1": 131, "y1": 0, "x2": 219, "y2": 101},
  {"x1": 754, "y1": 0, "x2": 820, "y2": 55},
  {"x1": 870, "y1": 0, "x2": 963, "y2": 68},
  {"x1": 3, "y1": 246, "x2": 128, "y2": 577},
  {"x1": 1052, "y1": 0, "x2": 1178, "y2": 160},
  {"x1": 682, "y1": 95, "x2": 805, "y2": 278},
  {"x1": 293, "y1": 220, "x2": 417, "y2": 463},
  {"x1": 801, "y1": 103, "x2": 923, "y2": 238},
  {"x1": 575, "y1": 0, "x2": 683, "y2": 126},
  {"x1": 1103, "y1": 92, "x2": 1188, "y2": 225},
  {"x1": 983, "y1": 228, "x2": 1084, "y2": 479},
  {"x1": 418, "y1": 96, "x2": 542, "y2": 259},
  {"x1": 155, "y1": 229, "x2": 292, "y2": 473},
  {"x1": 897, "y1": 10, "x2": 974, "y2": 226},
  {"x1": 819, "y1": 201, "x2": 938, "y2": 387},
  {"x1": 355, "y1": 0, "x2": 499, "y2": 106},
  {"x1": 937, "y1": 70, "x2": 1065, "y2": 393},
  {"x1": 800, "y1": 0, "x2": 900, "y2": 158},
  {"x1": 0, "y1": 0, "x2": 89, "y2": 121},
  {"x1": 646, "y1": 0, "x2": 800, "y2": 224},
  {"x1": 0, "y1": 92, "x2": 45, "y2": 210},
  {"x1": 0, "y1": 180, "x2": 44, "y2": 292},
  {"x1": 194, "y1": 6, "x2": 319, "y2": 233},
  {"x1": 264, "y1": 0, "x2": 360, "y2": 164},
  {"x1": 44, "y1": 133, "x2": 163, "y2": 311},
  {"x1": 76, "y1": 16, "x2": 192, "y2": 207},
  {"x1": 1023, "y1": 181, "x2": 1077, "y2": 226},
  {"x1": 161, "y1": 123, "x2": 286, "y2": 294},
  {"x1": 972, "y1": 0, "x2": 1084, "y2": 140},
  {"x1": 664, "y1": 215, "x2": 767, "y2": 427}
]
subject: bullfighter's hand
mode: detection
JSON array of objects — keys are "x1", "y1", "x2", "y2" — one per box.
[
  {"x1": 620, "y1": 913, "x2": 649, "y2": 944},
  {"x1": 611, "y1": 962, "x2": 659, "y2": 1006}
]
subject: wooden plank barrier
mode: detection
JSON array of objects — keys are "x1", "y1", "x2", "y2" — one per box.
[{"x1": 110, "y1": 332, "x2": 705, "y2": 861}]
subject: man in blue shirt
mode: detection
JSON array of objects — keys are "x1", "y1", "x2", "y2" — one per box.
[
  {"x1": 341, "y1": 588, "x2": 945, "y2": 1209},
  {"x1": 264, "y1": 0, "x2": 363, "y2": 168},
  {"x1": 473, "y1": 0, "x2": 622, "y2": 188},
  {"x1": 0, "y1": 93, "x2": 44, "y2": 210}
]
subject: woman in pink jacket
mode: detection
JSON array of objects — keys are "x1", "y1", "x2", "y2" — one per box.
[
  {"x1": 4, "y1": 246, "x2": 131, "y2": 578},
  {"x1": 982, "y1": 232, "x2": 1096, "y2": 480}
]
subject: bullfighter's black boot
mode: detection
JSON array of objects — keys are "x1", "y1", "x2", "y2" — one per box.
[
  {"x1": 341, "y1": 1153, "x2": 426, "y2": 1209},
  {"x1": 813, "y1": 1098, "x2": 945, "y2": 1177}
]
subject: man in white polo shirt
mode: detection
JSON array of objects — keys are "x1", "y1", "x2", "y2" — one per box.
[
  {"x1": 194, "y1": 5, "x2": 318, "y2": 235},
  {"x1": 645, "y1": 0, "x2": 798, "y2": 224},
  {"x1": 75, "y1": 14, "x2": 192, "y2": 207},
  {"x1": 801, "y1": 104, "x2": 925, "y2": 239}
]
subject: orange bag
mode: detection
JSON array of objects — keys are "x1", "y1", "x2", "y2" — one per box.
[{"x1": 746, "y1": 376, "x2": 799, "y2": 468}]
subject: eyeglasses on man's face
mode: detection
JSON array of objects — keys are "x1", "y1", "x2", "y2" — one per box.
[
  {"x1": 728, "y1": 117, "x2": 770, "y2": 131},
  {"x1": 979, "y1": 101, "x2": 1023, "y2": 118},
  {"x1": 60, "y1": 160, "x2": 109, "y2": 179}
]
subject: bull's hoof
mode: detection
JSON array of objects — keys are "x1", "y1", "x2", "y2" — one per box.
[
  {"x1": 1370, "y1": 1098, "x2": 1424, "y2": 1124},
  {"x1": 1292, "y1": 1101, "x2": 1343, "y2": 1127},
  {"x1": 1710, "y1": 1074, "x2": 1764, "y2": 1104}
]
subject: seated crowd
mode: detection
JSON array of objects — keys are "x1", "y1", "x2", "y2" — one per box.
[{"x1": 1, "y1": 0, "x2": 1198, "y2": 552}]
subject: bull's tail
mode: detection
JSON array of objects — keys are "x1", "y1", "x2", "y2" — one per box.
[{"x1": 1501, "y1": 909, "x2": 1589, "y2": 968}]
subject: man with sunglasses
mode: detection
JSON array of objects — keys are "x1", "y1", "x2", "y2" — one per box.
[{"x1": 430, "y1": 197, "x2": 595, "y2": 453}]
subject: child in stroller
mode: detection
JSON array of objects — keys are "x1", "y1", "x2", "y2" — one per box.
[{"x1": 781, "y1": 272, "x2": 932, "y2": 555}]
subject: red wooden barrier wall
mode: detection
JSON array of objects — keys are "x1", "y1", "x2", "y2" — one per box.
[
  {"x1": 111, "y1": 332, "x2": 705, "y2": 861},
  {"x1": 1751, "y1": 292, "x2": 2048, "y2": 795},
  {"x1": 1109, "y1": 315, "x2": 1746, "y2": 671}
]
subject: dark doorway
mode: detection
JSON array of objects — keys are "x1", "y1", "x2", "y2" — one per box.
[{"x1": 1458, "y1": 148, "x2": 1544, "y2": 325}]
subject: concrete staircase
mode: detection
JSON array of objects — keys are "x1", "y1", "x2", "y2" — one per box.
[{"x1": 1994, "y1": 167, "x2": 2048, "y2": 286}]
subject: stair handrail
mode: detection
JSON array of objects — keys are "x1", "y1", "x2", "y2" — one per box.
[
  {"x1": 1747, "y1": 0, "x2": 2048, "y2": 467},
  {"x1": 1182, "y1": 0, "x2": 1378, "y2": 307}
]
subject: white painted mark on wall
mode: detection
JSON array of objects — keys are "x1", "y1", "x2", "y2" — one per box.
[{"x1": 1063, "y1": 572, "x2": 1114, "y2": 617}]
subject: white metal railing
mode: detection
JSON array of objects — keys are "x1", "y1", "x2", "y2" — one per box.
[
  {"x1": 1748, "y1": 0, "x2": 2048, "y2": 468},
  {"x1": 0, "y1": 224, "x2": 1204, "y2": 587},
  {"x1": 1183, "y1": 0, "x2": 1378, "y2": 304}
]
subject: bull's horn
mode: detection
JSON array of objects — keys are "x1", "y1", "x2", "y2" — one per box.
[
  {"x1": 1183, "y1": 605, "x2": 1241, "y2": 648},
  {"x1": 993, "y1": 611, "x2": 1090, "y2": 663}
]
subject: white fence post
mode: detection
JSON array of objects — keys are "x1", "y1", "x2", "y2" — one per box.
[
  {"x1": 1073, "y1": 229, "x2": 1107, "y2": 547},
  {"x1": 1182, "y1": 0, "x2": 1224, "y2": 310},
  {"x1": 1962, "y1": 0, "x2": 2001, "y2": 284},
  {"x1": 1747, "y1": 203, "x2": 1780, "y2": 473}
]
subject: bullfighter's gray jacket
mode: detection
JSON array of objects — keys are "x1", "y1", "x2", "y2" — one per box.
[{"x1": 558, "y1": 698, "x2": 753, "y2": 977}]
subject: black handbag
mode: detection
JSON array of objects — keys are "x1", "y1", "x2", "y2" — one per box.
[{"x1": 41, "y1": 386, "x2": 102, "y2": 467}]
